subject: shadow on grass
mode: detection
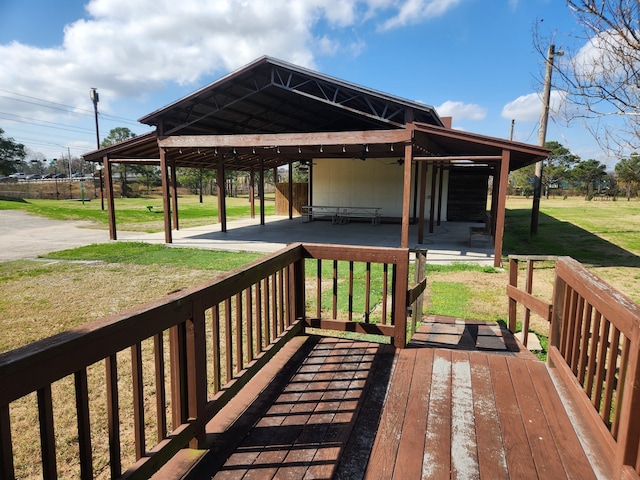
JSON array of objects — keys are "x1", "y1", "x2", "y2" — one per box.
[
  {"x1": 503, "y1": 209, "x2": 640, "y2": 268},
  {"x1": 0, "y1": 196, "x2": 28, "y2": 203}
]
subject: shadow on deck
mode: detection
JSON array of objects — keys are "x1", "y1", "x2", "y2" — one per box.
[{"x1": 162, "y1": 317, "x2": 599, "y2": 480}]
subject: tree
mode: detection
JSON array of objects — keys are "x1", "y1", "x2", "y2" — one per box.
[
  {"x1": 0, "y1": 128, "x2": 27, "y2": 176},
  {"x1": 571, "y1": 158, "x2": 608, "y2": 199},
  {"x1": 615, "y1": 153, "x2": 640, "y2": 200},
  {"x1": 543, "y1": 141, "x2": 579, "y2": 198},
  {"x1": 544, "y1": 1, "x2": 640, "y2": 154},
  {"x1": 101, "y1": 127, "x2": 137, "y2": 197}
]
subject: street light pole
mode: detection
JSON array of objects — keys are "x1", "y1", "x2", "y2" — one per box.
[
  {"x1": 90, "y1": 87, "x2": 104, "y2": 210},
  {"x1": 531, "y1": 44, "x2": 562, "y2": 235}
]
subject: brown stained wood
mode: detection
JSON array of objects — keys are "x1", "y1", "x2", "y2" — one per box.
[
  {"x1": 224, "y1": 299, "x2": 233, "y2": 383},
  {"x1": 0, "y1": 403, "x2": 14, "y2": 480},
  {"x1": 74, "y1": 368, "x2": 93, "y2": 478},
  {"x1": 602, "y1": 326, "x2": 621, "y2": 427},
  {"x1": 235, "y1": 293, "x2": 243, "y2": 375},
  {"x1": 106, "y1": 354, "x2": 122, "y2": 478},
  {"x1": 37, "y1": 385, "x2": 57, "y2": 480},
  {"x1": 153, "y1": 335, "x2": 167, "y2": 442},
  {"x1": 132, "y1": 343, "x2": 146, "y2": 460},
  {"x1": 332, "y1": 260, "x2": 338, "y2": 319},
  {"x1": 570, "y1": 296, "x2": 586, "y2": 375},
  {"x1": 278, "y1": 269, "x2": 285, "y2": 332},
  {"x1": 271, "y1": 273, "x2": 278, "y2": 338},
  {"x1": 508, "y1": 358, "x2": 566, "y2": 478},
  {"x1": 530, "y1": 360, "x2": 597, "y2": 479},
  {"x1": 578, "y1": 304, "x2": 594, "y2": 385},
  {"x1": 392, "y1": 349, "x2": 433, "y2": 480},
  {"x1": 304, "y1": 318, "x2": 395, "y2": 337},
  {"x1": 488, "y1": 354, "x2": 538, "y2": 480},
  {"x1": 468, "y1": 352, "x2": 509, "y2": 480},
  {"x1": 348, "y1": 261, "x2": 354, "y2": 322},
  {"x1": 593, "y1": 320, "x2": 611, "y2": 410},
  {"x1": 382, "y1": 264, "x2": 388, "y2": 325},
  {"x1": 263, "y1": 277, "x2": 271, "y2": 345},
  {"x1": 157, "y1": 129, "x2": 412, "y2": 149},
  {"x1": 212, "y1": 305, "x2": 221, "y2": 394},
  {"x1": 365, "y1": 348, "x2": 417, "y2": 479},
  {"x1": 506, "y1": 285, "x2": 552, "y2": 323},
  {"x1": 246, "y1": 287, "x2": 254, "y2": 363},
  {"x1": 365, "y1": 262, "x2": 371, "y2": 323},
  {"x1": 423, "y1": 349, "x2": 452, "y2": 479},
  {"x1": 585, "y1": 311, "x2": 602, "y2": 398}
]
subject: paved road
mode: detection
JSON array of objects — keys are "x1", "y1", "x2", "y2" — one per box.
[{"x1": 0, "y1": 210, "x2": 110, "y2": 261}]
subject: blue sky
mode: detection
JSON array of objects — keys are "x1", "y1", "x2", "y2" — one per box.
[{"x1": 0, "y1": 0, "x2": 613, "y2": 167}]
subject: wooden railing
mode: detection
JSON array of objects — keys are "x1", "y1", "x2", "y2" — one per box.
[
  {"x1": 0, "y1": 243, "x2": 420, "y2": 480},
  {"x1": 508, "y1": 255, "x2": 640, "y2": 479}
]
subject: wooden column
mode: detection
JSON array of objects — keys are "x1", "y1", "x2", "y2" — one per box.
[
  {"x1": 159, "y1": 149, "x2": 172, "y2": 243},
  {"x1": 429, "y1": 163, "x2": 437, "y2": 233},
  {"x1": 288, "y1": 161, "x2": 293, "y2": 219},
  {"x1": 417, "y1": 161, "x2": 428, "y2": 244},
  {"x1": 170, "y1": 162, "x2": 179, "y2": 230},
  {"x1": 217, "y1": 159, "x2": 226, "y2": 233},
  {"x1": 259, "y1": 159, "x2": 265, "y2": 225},
  {"x1": 437, "y1": 163, "x2": 444, "y2": 226},
  {"x1": 249, "y1": 169, "x2": 255, "y2": 219},
  {"x1": 400, "y1": 141, "x2": 413, "y2": 248},
  {"x1": 493, "y1": 150, "x2": 510, "y2": 267},
  {"x1": 104, "y1": 156, "x2": 117, "y2": 240}
]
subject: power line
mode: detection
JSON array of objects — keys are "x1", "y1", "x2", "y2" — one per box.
[{"x1": 0, "y1": 111, "x2": 96, "y2": 134}]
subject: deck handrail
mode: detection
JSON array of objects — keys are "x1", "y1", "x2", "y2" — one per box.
[
  {"x1": 549, "y1": 257, "x2": 640, "y2": 479},
  {"x1": 0, "y1": 242, "x2": 414, "y2": 480}
]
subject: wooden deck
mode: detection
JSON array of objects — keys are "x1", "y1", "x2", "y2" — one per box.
[{"x1": 166, "y1": 317, "x2": 598, "y2": 479}]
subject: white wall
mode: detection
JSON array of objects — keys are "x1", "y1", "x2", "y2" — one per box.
[{"x1": 311, "y1": 158, "x2": 448, "y2": 220}]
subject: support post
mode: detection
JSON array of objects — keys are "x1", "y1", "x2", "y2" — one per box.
[
  {"x1": 429, "y1": 163, "x2": 437, "y2": 234},
  {"x1": 103, "y1": 156, "x2": 117, "y2": 240},
  {"x1": 159, "y1": 149, "x2": 172, "y2": 243},
  {"x1": 400, "y1": 141, "x2": 413, "y2": 248},
  {"x1": 170, "y1": 162, "x2": 179, "y2": 230},
  {"x1": 493, "y1": 150, "x2": 510, "y2": 267},
  {"x1": 217, "y1": 159, "x2": 226, "y2": 233},
  {"x1": 259, "y1": 159, "x2": 265, "y2": 225},
  {"x1": 418, "y1": 161, "x2": 427, "y2": 244},
  {"x1": 249, "y1": 169, "x2": 255, "y2": 219},
  {"x1": 288, "y1": 161, "x2": 293, "y2": 219}
]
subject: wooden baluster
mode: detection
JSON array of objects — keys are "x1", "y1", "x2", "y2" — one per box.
[
  {"x1": 0, "y1": 403, "x2": 14, "y2": 480},
  {"x1": 106, "y1": 354, "x2": 121, "y2": 477},
  {"x1": 74, "y1": 368, "x2": 93, "y2": 478},
  {"x1": 37, "y1": 385, "x2": 56, "y2": 480},
  {"x1": 131, "y1": 342, "x2": 145, "y2": 459}
]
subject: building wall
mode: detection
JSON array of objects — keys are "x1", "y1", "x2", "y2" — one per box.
[{"x1": 311, "y1": 158, "x2": 448, "y2": 220}]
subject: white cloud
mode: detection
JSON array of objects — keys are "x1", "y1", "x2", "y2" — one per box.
[
  {"x1": 436, "y1": 100, "x2": 487, "y2": 121},
  {"x1": 501, "y1": 90, "x2": 565, "y2": 122},
  {"x1": 379, "y1": 0, "x2": 462, "y2": 30}
]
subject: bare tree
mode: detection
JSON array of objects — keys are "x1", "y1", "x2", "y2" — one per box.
[{"x1": 540, "y1": 1, "x2": 640, "y2": 155}]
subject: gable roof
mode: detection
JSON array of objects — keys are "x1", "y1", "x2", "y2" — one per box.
[{"x1": 138, "y1": 56, "x2": 443, "y2": 135}]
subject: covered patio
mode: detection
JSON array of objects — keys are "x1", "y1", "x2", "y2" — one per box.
[{"x1": 83, "y1": 56, "x2": 549, "y2": 267}]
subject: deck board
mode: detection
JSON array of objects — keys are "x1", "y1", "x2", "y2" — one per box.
[{"x1": 182, "y1": 319, "x2": 597, "y2": 480}]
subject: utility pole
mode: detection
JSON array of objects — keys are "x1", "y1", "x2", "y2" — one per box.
[
  {"x1": 531, "y1": 44, "x2": 562, "y2": 235},
  {"x1": 90, "y1": 87, "x2": 105, "y2": 210}
]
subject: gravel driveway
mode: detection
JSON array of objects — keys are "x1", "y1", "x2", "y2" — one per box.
[{"x1": 0, "y1": 210, "x2": 110, "y2": 261}]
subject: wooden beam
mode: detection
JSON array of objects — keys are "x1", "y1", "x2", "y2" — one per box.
[
  {"x1": 157, "y1": 129, "x2": 412, "y2": 149},
  {"x1": 493, "y1": 150, "x2": 510, "y2": 267},
  {"x1": 413, "y1": 155, "x2": 502, "y2": 162},
  {"x1": 159, "y1": 149, "x2": 172, "y2": 243}
]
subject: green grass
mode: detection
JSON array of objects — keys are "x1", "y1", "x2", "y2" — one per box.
[
  {"x1": 427, "y1": 281, "x2": 473, "y2": 318},
  {"x1": 0, "y1": 195, "x2": 276, "y2": 233},
  {"x1": 42, "y1": 242, "x2": 264, "y2": 270}
]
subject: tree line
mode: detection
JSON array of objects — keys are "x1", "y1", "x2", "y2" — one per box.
[{"x1": 510, "y1": 141, "x2": 640, "y2": 200}]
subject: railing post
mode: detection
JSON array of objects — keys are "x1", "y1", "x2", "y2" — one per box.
[
  {"x1": 290, "y1": 257, "x2": 306, "y2": 325},
  {"x1": 615, "y1": 327, "x2": 640, "y2": 477},
  {"x1": 508, "y1": 257, "x2": 518, "y2": 333},
  {"x1": 187, "y1": 299, "x2": 208, "y2": 448},
  {"x1": 169, "y1": 323, "x2": 188, "y2": 428},
  {"x1": 411, "y1": 250, "x2": 427, "y2": 338},
  {"x1": 392, "y1": 249, "x2": 409, "y2": 348},
  {"x1": 548, "y1": 261, "x2": 567, "y2": 364},
  {"x1": 0, "y1": 404, "x2": 14, "y2": 480}
]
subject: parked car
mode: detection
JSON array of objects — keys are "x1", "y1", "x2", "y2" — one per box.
[
  {"x1": 52, "y1": 173, "x2": 66, "y2": 179},
  {"x1": 41, "y1": 173, "x2": 53, "y2": 179},
  {"x1": 71, "y1": 172, "x2": 86, "y2": 178},
  {"x1": 9, "y1": 173, "x2": 27, "y2": 179},
  {"x1": 25, "y1": 174, "x2": 41, "y2": 180},
  {"x1": 0, "y1": 176, "x2": 17, "y2": 183}
]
